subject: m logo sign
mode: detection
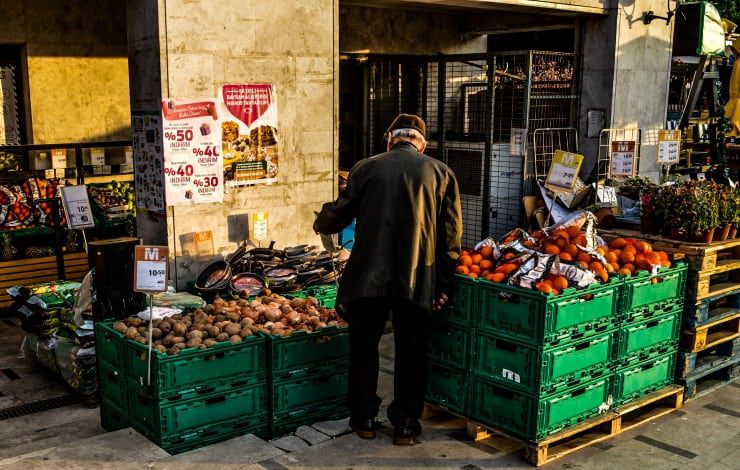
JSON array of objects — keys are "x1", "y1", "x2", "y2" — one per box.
[{"x1": 134, "y1": 245, "x2": 169, "y2": 293}]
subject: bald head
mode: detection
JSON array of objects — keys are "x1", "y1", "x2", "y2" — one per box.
[{"x1": 387, "y1": 128, "x2": 427, "y2": 153}]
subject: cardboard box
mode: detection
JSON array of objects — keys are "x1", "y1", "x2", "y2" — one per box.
[
  {"x1": 29, "y1": 151, "x2": 51, "y2": 170},
  {"x1": 82, "y1": 148, "x2": 107, "y2": 166}
]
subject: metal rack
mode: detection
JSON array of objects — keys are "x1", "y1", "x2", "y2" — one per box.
[
  {"x1": 595, "y1": 128, "x2": 642, "y2": 204},
  {"x1": 361, "y1": 50, "x2": 578, "y2": 246}
]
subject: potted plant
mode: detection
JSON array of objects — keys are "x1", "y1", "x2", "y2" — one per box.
[
  {"x1": 715, "y1": 185, "x2": 735, "y2": 241},
  {"x1": 659, "y1": 183, "x2": 687, "y2": 239},
  {"x1": 684, "y1": 181, "x2": 719, "y2": 243},
  {"x1": 640, "y1": 183, "x2": 662, "y2": 234}
]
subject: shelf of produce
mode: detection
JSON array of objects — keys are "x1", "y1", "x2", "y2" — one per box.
[
  {"x1": 0, "y1": 251, "x2": 88, "y2": 309},
  {"x1": 0, "y1": 226, "x2": 54, "y2": 238},
  {"x1": 84, "y1": 173, "x2": 134, "y2": 184}
]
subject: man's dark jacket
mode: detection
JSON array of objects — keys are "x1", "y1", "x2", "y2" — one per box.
[{"x1": 315, "y1": 141, "x2": 462, "y2": 311}]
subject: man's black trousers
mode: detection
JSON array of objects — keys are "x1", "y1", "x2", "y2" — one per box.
[{"x1": 346, "y1": 297, "x2": 428, "y2": 424}]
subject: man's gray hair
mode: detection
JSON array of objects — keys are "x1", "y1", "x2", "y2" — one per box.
[{"x1": 389, "y1": 128, "x2": 426, "y2": 144}]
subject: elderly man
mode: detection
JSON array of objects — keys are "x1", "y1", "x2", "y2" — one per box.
[{"x1": 314, "y1": 114, "x2": 462, "y2": 445}]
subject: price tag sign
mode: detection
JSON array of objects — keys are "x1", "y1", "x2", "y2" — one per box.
[
  {"x1": 51, "y1": 149, "x2": 68, "y2": 169},
  {"x1": 610, "y1": 141, "x2": 636, "y2": 177},
  {"x1": 134, "y1": 245, "x2": 169, "y2": 293},
  {"x1": 60, "y1": 186, "x2": 95, "y2": 229},
  {"x1": 509, "y1": 128, "x2": 527, "y2": 156},
  {"x1": 90, "y1": 148, "x2": 106, "y2": 166},
  {"x1": 252, "y1": 212, "x2": 269, "y2": 241},
  {"x1": 193, "y1": 230, "x2": 214, "y2": 256},
  {"x1": 545, "y1": 150, "x2": 584, "y2": 193},
  {"x1": 658, "y1": 130, "x2": 681, "y2": 164}
]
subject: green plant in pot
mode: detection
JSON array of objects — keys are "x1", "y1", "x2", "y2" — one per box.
[
  {"x1": 715, "y1": 185, "x2": 736, "y2": 241},
  {"x1": 676, "y1": 181, "x2": 719, "y2": 243},
  {"x1": 658, "y1": 183, "x2": 687, "y2": 239},
  {"x1": 640, "y1": 183, "x2": 662, "y2": 234}
]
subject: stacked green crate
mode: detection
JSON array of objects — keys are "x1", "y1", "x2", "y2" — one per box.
[
  {"x1": 612, "y1": 263, "x2": 687, "y2": 405},
  {"x1": 264, "y1": 326, "x2": 350, "y2": 437},
  {"x1": 95, "y1": 320, "x2": 269, "y2": 453}
]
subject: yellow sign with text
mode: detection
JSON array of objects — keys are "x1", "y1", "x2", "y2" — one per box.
[
  {"x1": 252, "y1": 212, "x2": 269, "y2": 241},
  {"x1": 545, "y1": 150, "x2": 584, "y2": 193}
]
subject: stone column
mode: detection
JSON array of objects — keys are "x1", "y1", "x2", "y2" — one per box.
[{"x1": 127, "y1": 0, "x2": 339, "y2": 288}]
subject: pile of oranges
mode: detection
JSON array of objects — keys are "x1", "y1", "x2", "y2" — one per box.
[{"x1": 455, "y1": 228, "x2": 672, "y2": 295}]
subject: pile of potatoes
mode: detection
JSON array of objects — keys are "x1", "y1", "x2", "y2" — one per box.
[{"x1": 112, "y1": 291, "x2": 347, "y2": 356}]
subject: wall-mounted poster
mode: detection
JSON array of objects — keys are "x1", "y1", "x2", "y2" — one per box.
[
  {"x1": 132, "y1": 113, "x2": 165, "y2": 212},
  {"x1": 161, "y1": 99, "x2": 223, "y2": 205},
  {"x1": 220, "y1": 84, "x2": 280, "y2": 187}
]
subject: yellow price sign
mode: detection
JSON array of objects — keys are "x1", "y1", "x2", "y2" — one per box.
[
  {"x1": 252, "y1": 212, "x2": 269, "y2": 242},
  {"x1": 193, "y1": 230, "x2": 214, "y2": 256},
  {"x1": 545, "y1": 150, "x2": 584, "y2": 193},
  {"x1": 658, "y1": 130, "x2": 681, "y2": 164}
]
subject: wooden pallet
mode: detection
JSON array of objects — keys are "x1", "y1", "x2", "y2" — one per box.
[
  {"x1": 677, "y1": 337, "x2": 740, "y2": 378},
  {"x1": 677, "y1": 355, "x2": 740, "y2": 401},
  {"x1": 680, "y1": 312, "x2": 740, "y2": 353},
  {"x1": 685, "y1": 261, "x2": 740, "y2": 303},
  {"x1": 426, "y1": 385, "x2": 684, "y2": 467},
  {"x1": 684, "y1": 290, "x2": 740, "y2": 326},
  {"x1": 0, "y1": 252, "x2": 88, "y2": 309}
]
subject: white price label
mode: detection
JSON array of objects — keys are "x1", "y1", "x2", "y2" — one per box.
[
  {"x1": 610, "y1": 141, "x2": 636, "y2": 177},
  {"x1": 658, "y1": 130, "x2": 681, "y2": 164},
  {"x1": 510, "y1": 128, "x2": 527, "y2": 156},
  {"x1": 134, "y1": 246, "x2": 169, "y2": 293},
  {"x1": 60, "y1": 186, "x2": 95, "y2": 229},
  {"x1": 253, "y1": 212, "x2": 269, "y2": 241},
  {"x1": 545, "y1": 150, "x2": 584, "y2": 192},
  {"x1": 91, "y1": 148, "x2": 106, "y2": 166}
]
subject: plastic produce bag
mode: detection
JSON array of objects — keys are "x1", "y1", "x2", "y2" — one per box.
[
  {"x1": 146, "y1": 291, "x2": 206, "y2": 310},
  {"x1": 73, "y1": 271, "x2": 94, "y2": 326},
  {"x1": 21, "y1": 333, "x2": 59, "y2": 374},
  {"x1": 54, "y1": 331, "x2": 98, "y2": 395}
]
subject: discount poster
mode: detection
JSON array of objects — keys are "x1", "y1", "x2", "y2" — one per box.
[
  {"x1": 220, "y1": 84, "x2": 280, "y2": 186},
  {"x1": 160, "y1": 99, "x2": 223, "y2": 205}
]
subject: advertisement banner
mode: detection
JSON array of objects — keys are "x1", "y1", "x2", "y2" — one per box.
[
  {"x1": 132, "y1": 113, "x2": 165, "y2": 213},
  {"x1": 220, "y1": 84, "x2": 280, "y2": 186},
  {"x1": 161, "y1": 99, "x2": 223, "y2": 205}
]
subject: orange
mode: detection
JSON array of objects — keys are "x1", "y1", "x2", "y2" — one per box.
[
  {"x1": 577, "y1": 253, "x2": 592, "y2": 263},
  {"x1": 605, "y1": 251, "x2": 618, "y2": 264},
  {"x1": 625, "y1": 238, "x2": 639, "y2": 246},
  {"x1": 566, "y1": 226, "x2": 582, "y2": 239},
  {"x1": 605, "y1": 263, "x2": 615, "y2": 273},
  {"x1": 523, "y1": 240, "x2": 536, "y2": 248},
  {"x1": 574, "y1": 235, "x2": 587, "y2": 246},
  {"x1": 551, "y1": 289, "x2": 561, "y2": 296},
  {"x1": 618, "y1": 267, "x2": 632, "y2": 276},
  {"x1": 657, "y1": 251, "x2": 669, "y2": 261},
  {"x1": 532, "y1": 230, "x2": 545, "y2": 240},
  {"x1": 564, "y1": 243, "x2": 580, "y2": 257},
  {"x1": 542, "y1": 279, "x2": 553, "y2": 287},
  {"x1": 503, "y1": 252, "x2": 516, "y2": 261},
  {"x1": 544, "y1": 244, "x2": 561, "y2": 255},
  {"x1": 623, "y1": 263, "x2": 636, "y2": 274},
  {"x1": 553, "y1": 230, "x2": 570, "y2": 240},
  {"x1": 480, "y1": 270, "x2": 490, "y2": 278},
  {"x1": 535, "y1": 282, "x2": 553, "y2": 294},
  {"x1": 612, "y1": 249, "x2": 622, "y2": 257},
  {"x1": 661, "y1": 260, "x2": 672, "y2": 268},
  {"x1": 634, "y1": 253, "x2": 646, "y2": 266},
  {"x1": 470, "y1": 265, "x2": 481, "y2": 275},
  {"x1": 636, "y1": 241, "x2": 651, "y2": 253},
  {"x1": 646, "y1": 252, "x2": 661, "y2": 265},
  {"x1": 459, "y1": 255, "x2": 473, "y2": 267},
  {"x1": 578, "y1": 261, "x2": 590, "y2": 269},
  {"x1": 480, "y1": 260, "x2": 493, "y2": 271},
  {"x1": 635, "y1": 259, "x2": 650, "y2": 271},
  {"x1": 468, "y1": 273, "x2": 479, "y2": 279},
  {"x1": 610, "y1": 262, "x2": 620, "y2": 272},
  {"x1": 596, "y1": 246, "x2": 607, "y2": 256},
  {"x1": 456, "y1": 266, "x2": 469, "y2": 275},
  {"x1": 495, "y1": 263, "x2": 518, "y2": 275},
  {"x1": 619, "y1": 251, "x2": 635, "y2": 264},
  {"x1": 559, "y1": 252, "x2": 573, "y2": 262},
  {"x1": 552, "y1": 276, "x2": 569, "y2": 291},
  {"x1": 480, "y1": 246, "x2": 493, "y2": 259},
  {"x1": 589, "y1": 261, "x2": 604, "y2": 271},
  {"x1": 623, "y1": 244, "x2": 637, "y2": 255},
  {"x1": 489, "y1": 273, "x2": 505, "y2": 283},
  {"x1": 461, "y1": 250, "x2": 471, "y2": 258},
  {"x1": 610, "y1": 238, "x2": 627, "y2": 249},
  {"x1": 555, "y1": 237, "x2": 568, "y2": 250},
  {"x1": 595, "y1": 268, "x2": 608, "y2": 283},
  {"x1": 472, "y1": 254, "x2": 483, "y2": 265}
]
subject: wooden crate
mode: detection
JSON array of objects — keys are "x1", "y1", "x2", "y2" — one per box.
[
  {"x1": 425, "y1": 385, "x2": 684, "y2": 467},
  {"x1": 0, "y1": 252, "x2": 88, "y2": 309},
  {"x1": 680, "y1": 312, "x2": 740, "y2": 353}
]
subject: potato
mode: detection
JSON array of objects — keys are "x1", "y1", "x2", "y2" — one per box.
[
  {"x1": 286, "y1": 311, "x2": 301, "y2": 325},
  {"x1": 224, "y1": 323, "x2": 241, "y2": 337},
  {"x1": 237, "y1": 298, "x2": 248, "y2": 307},
  {"x1": 240, "y1": 327, "x2": 253, "y2": 338},
  {"x1": 214, "y1": 314, "x2": 226, "y2": 323},
  {"x1": 280, "y1": 304, "x2": 293, "y2": 315},
  {"x1": 265, "y1": 307, "x2": 281, "y2": 322},
  {"x1": 203, "y1": 338, "x2": 217, "y2": 348},
  {"x1": 171, "y1": 314, "x2": 182, "y2": 320},
  {"x1": 137, "y1": 326, "x2": 148, "y2": 336},
  {"x1": 206, "y1": 325, "x2": 221, "y2": 337},
  {"x1": 186, "y1": 338, "x2": 202, "y2": 348},
  {"x1": 204, "y1": 304, "x2": 215, "y2": 314},
  {"x1": 172, "y1": 336, "x2": 186, "y2": 344},
  {"x1": 225, "y1": 311, "x2": 240, "y2": 322},
  {"x1": 216, "y1": 333, "x2": 230, "y2": 342},
  {"x1": 156, "y1": 344, "x2": 167, "y2": 353},
  {"x1": 162, "y1": 334, "x2": 175, "y2": 347},
  {"x1": 151, "y1": 327, "x2": 163, "y2": 339},
  {"x1": 198, "y1": 344, "x2": 207, "y2": 350},
  {"x1": 125, "y1": 327, "x2": 138, "y2": 339},
  {"x1": 167, "y1": 347, "x2": 180, "y2": 356},
  {"x1": 240, "y1": 317, "x2": 254, "y2": 327},
  {"x1": 174, "y1": 343, "x2": 186, "y2": 350},
  {"x1": 229, "y1": 335, "x2": 242, "y2": 344},
  {"x1": 159, "y1": 322, "x2": 171, "y2": 333},
  {"x1": 113, "y1": 321, "x2": 127, "y2": 333},
  {"x1": 290, "y1": 298, "x2": 307, "y2": 309},
  {"x1": 136, "y1": 336, "x2": 148, "y2": 345},
  {"x1": 187, "y1": 330, "x2": 204, "y2": 340},
  {"x1": 173, "y1": 322, "x2": 188, "y2": 336}
]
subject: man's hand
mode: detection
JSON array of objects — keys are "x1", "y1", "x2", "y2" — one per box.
[{"x1": 433, "y1": 293, "x2": 448, "y2": 311}]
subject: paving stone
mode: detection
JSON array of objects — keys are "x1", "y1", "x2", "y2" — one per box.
[
  {"x1": 295, "y1": 425, "x2": 330, "y2": 445},
  {"x1": 269, "y1": 435, "x2": 310, "y2": 452},
  {"x1": 311, "y1": 417, "x2": 351, "y2": 437},
  {"x1": 158, "y1": 433, "x2": 284, "y2": 466}
]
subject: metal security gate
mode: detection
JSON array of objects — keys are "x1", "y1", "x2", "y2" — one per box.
[{"x1": 361, "y1": 51, "x2": 577, "y2": 248}]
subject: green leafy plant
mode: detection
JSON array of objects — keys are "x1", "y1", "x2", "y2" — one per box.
[{"x1": 716, "y1": 184, "x2": 737, "y2": 226}]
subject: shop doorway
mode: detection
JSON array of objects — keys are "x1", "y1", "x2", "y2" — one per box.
[{"x1": 340, "y1": 51, "x2": 578, "y2": 247}]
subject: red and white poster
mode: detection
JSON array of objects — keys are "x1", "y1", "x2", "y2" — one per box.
[
  {"x1": 160, "y1": 99, "x2": 223, "y2": 205},
  {"x1": 220, "y1": 84, "x2": 280, "y2": 186}
]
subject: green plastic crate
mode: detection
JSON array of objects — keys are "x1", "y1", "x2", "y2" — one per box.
[
  {"x1": 265, "y1": 327, "x2": 349, "y2": 380},
  {"x1": 129, "y1": 382, "x2": 267, "y2": 440},
  {"x1": 271, "y1": 403, "x2": 350, "y2": 438},
  {"x1": 160, "y1": 414, "x2": 269, "y2": 454},
  {"x1": 477, "y1": 277, "x2": 621, "y2": 345},
  {"x1": 621, "y1": 263, "x2": 687, "y2": 313},
  {"x1": 425, "y1": 360, "x2": 468, "y2": 414},
  {"x1": 469, "y1": 375, "x2": 613, "y2": 441},
  {"x1": 95, "y1": 322, "x2": 126, "y2": 370},
  {"x1": 426, "y1": 318, "x2": 471, "y2": 369},
  {"x1": 472, "y1": 330, "x2": 615, "y2": 395},
  {"x1": 100, "y1": 399, "x2": 129, "y2": 432},
  {"x1": 622, "y1": 297, "x2": 684, "y2": 323},
  {"x1": 613, "y1": 351, "x2": 676, "y2": 405},
  {"x1": 283, "y1": 285, "x2": 337, "y2": 308},
  {"x1": 98, "y1": 364, "x2": 128, "y2": 416},
  {"x1": 271, "y1": 368, "x2": 348, "y2": 415},
  {"x1": 616, "y1": 310, "x2": 681, "y2": 362},
  {"x1": 123, "y1": 329, "x2": 266, "y2": 399},
  {"x1": 431, "y1": 275, "x2": 478, "y2": 326}
]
